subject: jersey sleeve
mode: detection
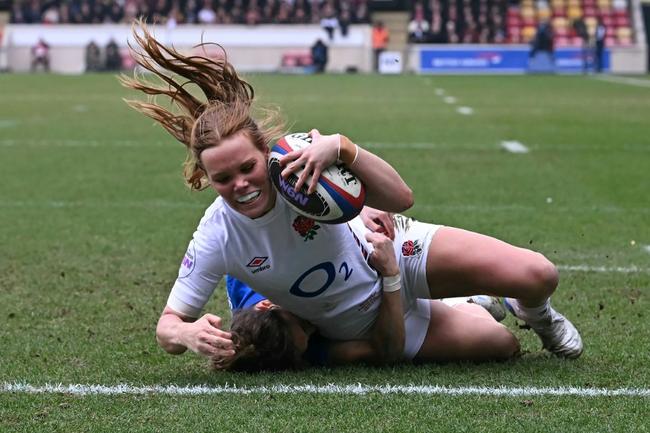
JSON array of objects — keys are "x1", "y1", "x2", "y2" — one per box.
[
  {"x1": 167, "y1": 226, "x2": 227, "y2": 318},
  {"x1": 226, "y1": 275, "x2": 267, "y2": 310}
]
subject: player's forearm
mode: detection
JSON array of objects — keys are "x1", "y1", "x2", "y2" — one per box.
[
  {"x1": 156, "y1": 313, "x2": 189, "y2": 355},
  {"x1": 369, "y1": 286, "x2": 405, "y2": 364},
  {"x1": 339, "y1": 135, "x2": 413, "y2": 212}
]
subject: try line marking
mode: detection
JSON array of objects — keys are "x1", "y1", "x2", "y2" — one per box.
[{"x1": 3, "y1": 383, "x2": 650, "y2": 397}]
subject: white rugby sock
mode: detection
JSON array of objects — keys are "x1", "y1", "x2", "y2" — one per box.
[{"x1": 510, "y1": 298, "x2": 554, "y2": 326}]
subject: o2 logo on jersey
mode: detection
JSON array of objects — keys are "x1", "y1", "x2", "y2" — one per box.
[
  {"x1": 179, "y1": 240, "x2": 196, "y2": 278},
  {"x1": 290, "y1": 261, "x2": 353, "y2": 298}
]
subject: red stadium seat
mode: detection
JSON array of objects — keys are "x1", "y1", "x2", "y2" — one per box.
[{"x1": 614, "y1": 15, "x2": 630, "y2": 27}]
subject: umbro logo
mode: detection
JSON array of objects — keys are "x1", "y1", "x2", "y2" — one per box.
[
  {"x1": 247, "y1": 257, "x2": 270, "y2": 274},
  {"x1": 247, "y1": 257, "x2": 268, "y2": 267}
]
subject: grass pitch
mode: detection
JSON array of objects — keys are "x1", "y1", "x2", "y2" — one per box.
[{"x1": 1, "y1": 73, "x2": 650, "y2": 432}]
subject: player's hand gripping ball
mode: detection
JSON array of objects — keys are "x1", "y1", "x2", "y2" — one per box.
[{"x1": 268, "y1": 133, "x2": 366, "y2": 224}]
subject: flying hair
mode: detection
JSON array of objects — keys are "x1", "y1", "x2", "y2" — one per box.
[{"x1": 120, "y1": 20, "x2": 285, "y2": 190}]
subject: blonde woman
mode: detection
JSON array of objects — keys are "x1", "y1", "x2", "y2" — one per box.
[{"x1": 122, "y1": 23, "x2": 582, "y2": 368}]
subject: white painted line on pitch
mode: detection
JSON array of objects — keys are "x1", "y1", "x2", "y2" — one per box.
[
  {"x1": 443, "y1": 96, "x2": 457, "y2": 104},
  {"x1": 73, "y1": 105, "x2": 89, "y2": 113},
  {"x1": 434, "y1": 88, "x2": 445, "y2": 96},
  {"x1": 456, "y1": 106, "x2": 474, "y2": 115},
  {"x1": 501, "y1": 140, "x2": 529, "y2": 153},
  {"x1": 2, "y1": 383, "x2": 650, "y2": 397},
  {"x1": 643, "y1": 245, "x2": 650, "y2": 254},
  {"x1": 592, "y1": 75, "x2": 650, "y2": 88},
  {"x1": 556, "y1": 265, "x2": 649, "y2": 274}
]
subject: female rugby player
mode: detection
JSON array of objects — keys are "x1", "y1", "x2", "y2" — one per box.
[{"x1": 122, "y1": 22, "x2": 582, "y2": 367}]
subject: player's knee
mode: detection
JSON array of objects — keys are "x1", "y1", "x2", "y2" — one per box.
[
  {"x1": 493, "y1": 326, "x2": 521, "y2": 360},
  {"x1": 526, "y1": 253, "x2": 559, "y2": 299}
]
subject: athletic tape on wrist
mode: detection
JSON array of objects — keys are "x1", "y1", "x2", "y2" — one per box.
[
  {"x1": 336, "y1": 137, "x2": 342, "y2": 163},
  {"x1": 350, "y1": 144, "x2": 360, "y2": 166},
  {"x1": 382, "y1": 274, "x2": 401, "y2": 292}
]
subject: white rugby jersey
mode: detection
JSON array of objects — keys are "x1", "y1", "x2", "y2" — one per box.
[{"x1": 168, "y1": 195, "x2": 382, "y2": 340}]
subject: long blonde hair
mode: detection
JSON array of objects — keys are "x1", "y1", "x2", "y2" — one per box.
[{"x1": 120, "y1": 21, "x2": 285, "y2": 190}]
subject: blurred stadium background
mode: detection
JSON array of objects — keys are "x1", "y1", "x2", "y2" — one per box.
[{"x1": 0, "y1": 0, "x2": 648, "y2": 74}]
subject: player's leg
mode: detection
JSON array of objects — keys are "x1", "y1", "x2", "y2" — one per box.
[
  {"x1": 424, "y1": 227, "x2": 582, "y2": 358},
  {"x1": 425, "y1": 227, "x2": 557, "y2": 304},
  {"x1": 413, "y1": 300, "x2": 520, "y2": 362}
]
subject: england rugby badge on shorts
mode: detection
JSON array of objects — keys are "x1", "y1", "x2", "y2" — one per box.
[
  {"x1": 401, "y1": 239, "x2": 422, "y2": 257},
  {"x1": 179, "y1": 240, "x2": 196, "y2": 278}
]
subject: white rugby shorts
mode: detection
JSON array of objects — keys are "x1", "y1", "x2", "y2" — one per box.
[{"x1": 391, "y1": 214, "x2": 442, "y2": 359}]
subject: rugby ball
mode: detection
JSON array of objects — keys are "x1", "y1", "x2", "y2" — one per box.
[{"x1": 268, "y1": 133, "x2": 366, "y2": 224}]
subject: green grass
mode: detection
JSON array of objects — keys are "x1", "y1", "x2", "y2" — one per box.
[{"x1": 1, "y1": 73, "x2": 650, "y2": 431}]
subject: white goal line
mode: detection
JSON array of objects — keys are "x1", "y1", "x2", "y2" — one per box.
[{"x1": 2, "y1": 383, "x2": 650, "y2": 397}]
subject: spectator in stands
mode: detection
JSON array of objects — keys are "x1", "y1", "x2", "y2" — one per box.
[
  {"x1": 245, "y1": 0, "x2": 262, "y2": 25},
  {"x1": 293, "y1": 5, "x2": 309, "y2": 24},
  {"x1": 79, "y1": 0, "x2": 94, "y2": 23},
  {"x1": 408, "y1": 2, "x2": 430, "y2": 43},
  {"x1": 25, "y1": 0, "x2": 43, "y2": 23},
  {"x1": 10, "y1": 1, "x2": 26, "y2": 23},
  {"x1": 573, "y1": 17, "x2": 590, "y2": 73},
  {"x1": 261, "y1": 0, "x2": 276, "y2": 23},
  {"x1": 9, "y1": 0, "x2": 371, "y2": 27},
  {"x1": 275, "y1": 1, "x2": 291, "y2": 23},
  {"x1": 372, "y1": 21, "x2": 389, "y2": 72},
  {"x1": 31, "y1": 38, "x2": 50, "y2": 72},
  {"x1": 41, "y1": 3, "x2": 60, "y2": 24},
  {"x1": 429, "y1": 0, "x2": 445, "y2": 43},
  {"x1": 309, "y1": 0, "x2": 322, "y2": 23},
  {"x1": 353, "y1": 0, "x2": 369, "y2": 23},
  {"x1": 198, "y1": 0, "x2": 216, "y2": 24},
  {"x1": 594, "y1": 18, "x2": 607, "y2": 73},
  {"x1": 92, "y1": 0, "x2": 106, "y2": 23},
  {"x1": 85, "y1": 40, "x2": 103, "y2": 72},
  {"x1": 530, "y1": 20, "x2": 554, "y2": 59},
  {"x1": 446, "y1": 19, "x2": 459, "y2": 43},
  {"x1": 446, "y1": 3, "x2": 459, "y2": 43},
  {"x1": 124, "y1": 0, "x2": 140, "y2": 23},
  {"x1": 339, "y1": 8, "x2": 351, "y2": 37},
  {"x1": 166, "y1": 3, "x2": 183, "y2": 28},
  {"x1": 216, "y1": 4, "x2": 233, "y2": 23},
  {"x1": 320, "y1": 2, "x2": 339, "y2": 40},
  {"x1": 58, "y1": 2, "x2": 71, "y2": 24},
  {"x1": 105, "y1": 38, "x2": 121, "y2": 71},
  {"x1": 489, "y1": 4, "x2": 505, "y2": 44},
  {"x1": 311, "y1": 38, "x2": 328, "y2": 73},
  {"x1": 230, "y1": 0, "x2": 245, "y2": 24},
  {"x1": 184, "y1": 0, "x2": 199, "y2": 23},
  {"x1": 105, "y1": 1, "x2": 124, "y2": 23},
  {"x1": 461, "y1": 3, "x2": 477, "y2": 43},
  {"x1": 152, "y1": 0, "x2": 170, "y2": 24}
]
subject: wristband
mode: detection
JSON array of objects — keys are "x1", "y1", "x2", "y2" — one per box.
[
  {"x1": 339, "y1": 135, "x2": 359, "y2": 166},
  {"x1": 336, "y1": 138, "x2": 341, "y2": 162},
  {"x1": 382, "y1": 274, "x2": 401, "y2": 293},
  {"x1": 350, "y1": 143, "x2": 360, "y2": 166}
]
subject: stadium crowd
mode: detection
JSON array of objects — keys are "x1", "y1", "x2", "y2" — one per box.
[
  {"x1": 9, "y1": 0, "x2": 370, "y2": 27},
  {"x1": 408, "y1": 0, "x2": 508, "y2": 44}
]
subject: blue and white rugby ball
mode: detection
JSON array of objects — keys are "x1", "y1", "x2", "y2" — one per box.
[{"x1": 268, "y1": 133, "x2": 366, "y2": 224}]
